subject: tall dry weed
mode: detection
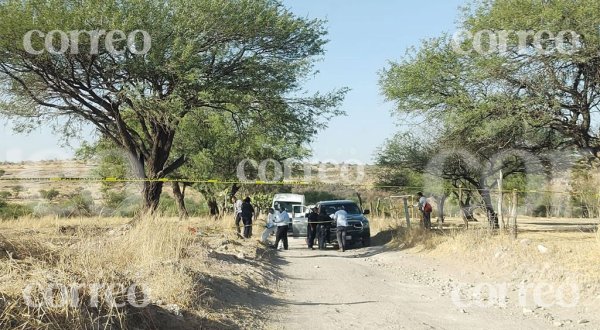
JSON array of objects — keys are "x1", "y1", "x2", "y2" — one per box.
[{"x1": 0, "y1": 216, "x2": 203, "y2": 329}]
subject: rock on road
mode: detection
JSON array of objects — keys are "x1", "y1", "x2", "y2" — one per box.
[{"x1": 266, "y1": 238, "x2": 551, "y2": 330}]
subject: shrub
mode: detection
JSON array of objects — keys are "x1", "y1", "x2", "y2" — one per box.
[
  {"x1": 64, "y1": 191, "x2": 94, "y2": 217},
  {"x1": 103, "y1": 190, "x2": 127, "y2": 209},
  {"x1": 158, "y1": 195, "x2": 177, "y2": 216},
  {"x1": 40, "y1": 189, "x2": 60, "y2": 201},
  {"x1": 11, "y1": 185, "x2": 24, "y2": 198},
  {"x1": 0, "y1": 203, "x2": 34, "y2": 220},
  {"x1": 303, "y1": 190, "x2": 344, "y2": 204},
  {"x1": 0, "y1": 191, "x2": 12, "y2": 199},
  {"x1": 100, "y1": 190, "x2": 140, "y2": 217}
]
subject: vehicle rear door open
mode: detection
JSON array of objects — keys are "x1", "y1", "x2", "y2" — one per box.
[{"x1": 292, "y1": 205, "x2": 307, "y2": 237}]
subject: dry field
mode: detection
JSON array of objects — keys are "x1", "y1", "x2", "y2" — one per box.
[
  {"x1": 369, "y1": 215, "x2": 600, "y2": 300},
  {"x1": 0, "y1": 215, "x2": 278, "y2": 329},
  {"x1": 1, "y1": 213, "x2": 598, "y2": 329}
]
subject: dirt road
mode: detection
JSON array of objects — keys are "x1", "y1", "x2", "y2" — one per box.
[{"x1": 266, "y1": 238, "x2": 592, "y2": 330}]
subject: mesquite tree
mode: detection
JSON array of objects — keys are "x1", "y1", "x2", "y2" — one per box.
[{"x1": 0, "y1": 0, "x2": 345, "y2": 213}]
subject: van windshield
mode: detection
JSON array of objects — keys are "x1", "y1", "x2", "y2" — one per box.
[
  {"x1": 322, "y1": 203, "x2": 362, "y2": 215},
  {"x1": 274, "y1": 201, "x2": 301, "y2": 213}
]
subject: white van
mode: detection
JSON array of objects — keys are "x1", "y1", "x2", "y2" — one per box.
[{"x1": 272, "y1": 193, "x2": 306, "y2": 236}]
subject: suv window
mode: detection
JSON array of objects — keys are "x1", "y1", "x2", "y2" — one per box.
[{"x1": 321, "y1": 203, "x2": 362, "y2": 215}]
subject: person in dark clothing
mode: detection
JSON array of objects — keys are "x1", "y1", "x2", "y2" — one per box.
[
  {"x1": 306, "y1": 207, "x2": 319, "y2": 250},
  {"x1": 317, "y1": 207, "x2": 332, "y2": 250},
  {"x1": 241, "y1": 197, "x2": 255, "y2": 238}
]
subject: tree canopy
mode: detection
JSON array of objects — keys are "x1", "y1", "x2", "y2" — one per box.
[
  {"x1": 0, "y1": 0, "x2": 346, "y2": 213},
  {"x1": 378, "y1": 0, "x2": 600, "y2": 224}
]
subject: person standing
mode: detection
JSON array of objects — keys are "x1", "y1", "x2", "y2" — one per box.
[
  {"x1": 330, "y1": 206, "x2": 349, "y2": 252},
  {"x1": 274, "y1": 207, "x2": 290, "y2": 250},
  {"x1": 317, "y1": 207, "x2": 332, "y2": 250},
  {"x1": 417, "y1": 192, "x2": 432, "y2": 230},
  {"x1": 232, "y1": 196, "x2": 243, "y2": 235},
  {"x1": 261, "y1": 208, "x2": 279, "y2": 245},
  {"x1": 306, "y1": 207, "x2": 319, "y2": 250},
  {"x1": 241, "y1": 197, "x2": 255, "y2": 238}
]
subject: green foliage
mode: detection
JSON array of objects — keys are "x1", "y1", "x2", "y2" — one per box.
[
  {"x1": 0, "y1": 169, "x2": 5, "y2": 177},
  {"x1": 10, "y1": 185, "x2": 23, "y2": 198},
  {"x1": 0, "y1": 0, "x2": 346, "y2": 212},
  {"x1": 569, "y1": 162, "x2": 600, "y2": 218},
  {"x1": 63, "y1": 191, "x2": 94, "y2": 217},
  {"x1": 39, "y1": 189, "x2": 59, "y2": 201},
  {"x1": 103, "y1": 190, "x2": 127, "y2": 210},
  {"x1": 303, "y1": 190, "x2": 344, "y2": 204},
  {"x1": 0, "y1": 203, "x2": 33, "y2": 220},
  {"x1": 252, "y1": 193, "x2": 273, "y2": 214},
  {"x1": 457, "y1": 0, "x2": 600, "y2": 156},
  {"x1": 375, "y1": 0, "x2": 599, "y2": 219},
  {"x1": 0, "y1": 191, "x2": 12, "y2": 199}
]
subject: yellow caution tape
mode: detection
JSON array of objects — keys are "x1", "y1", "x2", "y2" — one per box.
[{"x1": 0, "y1": 176, "x2": 590, "y2": 194}]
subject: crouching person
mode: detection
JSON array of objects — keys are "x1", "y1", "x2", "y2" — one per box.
[{"x1": 261, "y1": 208, "x2": 278, "y2": 245}]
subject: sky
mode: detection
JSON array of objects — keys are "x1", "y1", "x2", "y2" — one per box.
[{"x1": 0, "y1": 0, "x2": 467, "y2": 164}]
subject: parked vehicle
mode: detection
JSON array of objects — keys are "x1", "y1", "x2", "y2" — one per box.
[
  {"x1": 272, "y1": 194, "x2": 306, "y2": 234},
  {"x1": 315, "y1": 200, "x2": 371, "y2": 247}
]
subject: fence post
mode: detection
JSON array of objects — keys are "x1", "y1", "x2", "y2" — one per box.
[
  {"x1": 597, "y1": 188, "x2": 600, "y2": 219},
  {"x1": 403, "y1": 197, "x2": 411, "y2": 229},
  {"x1": 498, "y1": 170, "x2": 504, "y2": 230},
  {"x1": 511, "y1": 189, "x2": 518, "y2": 239},
  {"x1": 459, "y1": 184, "x2": 467, "y2": 229}
]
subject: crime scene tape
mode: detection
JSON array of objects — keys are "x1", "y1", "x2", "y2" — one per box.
[
  {"x1": 0, "y1": 177, "x2": 315, "y2": 185},
  {"x1": 0, "y1": 176, "x2": 587, "y2": 194}
]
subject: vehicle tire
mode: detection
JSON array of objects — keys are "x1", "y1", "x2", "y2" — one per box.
[{"x1": 362, "y1": 236, "x2": 371, "y2": 247}]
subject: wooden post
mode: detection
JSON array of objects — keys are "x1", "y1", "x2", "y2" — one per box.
[
  {"x1": 510, "y1": 189, "x2": 518, "y2": 239},
  {"x1": 403, "y1": 197, "x2": 411, "y2": 229},
  {"x1": 497, "y1": 170, "x2": 504, "y2": 230},
  {"x1": 597, "y1": 188, "x2": 600, "y2": 219},
  {"x1": 459, "y1": 184, "x2": 467, "y2": 229}
]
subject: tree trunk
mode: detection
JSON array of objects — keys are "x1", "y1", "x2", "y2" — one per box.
[
  {"x1": 436, "y1": 194, "x2": 446, "y2": 225},
  {"x1": 480, "y1": 187, "x2": 499, "y2": 229},
  {"x1": 455, "y1": 191, "x2": 477, "y2": 222},
  {"x1": 142, "y1": 181, "x2": 164, "y2": 215},
  {"x1": 135, "y1": 123, "x2": 186, "y2": 217},
  {"x1": 198, "y1": 186, "x2": 220, "y2": 217},
  {"x1": 207, "y1": 198, "x2": 219, "y2": 216},
  {"x1": 172, "y1": 181, "x2": 189, "y2": 219}
]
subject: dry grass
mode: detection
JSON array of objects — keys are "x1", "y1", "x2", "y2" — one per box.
[
  {"x1": 369, "y1": 215, "x2": 600, "y2": 298},
  {"x1": 429, "y1": 230, "x2": 600, "y2": 295},
  {"x1": 0, "y1": 215, "x2": 275, "y2": 329}
]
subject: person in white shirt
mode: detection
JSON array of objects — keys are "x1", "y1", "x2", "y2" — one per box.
[
  {"x1": 261, "y1": 208, "x2": 279, "y2": 245},
  {"x1": 330, "y1": 206, "x2": 348, "y2": 252},
  {"x1": 273, "y1": 208, "x2": 290, "y2": 250},
  {"x1": 232, "y1": 196, "x2": 243, "y2": 236}
]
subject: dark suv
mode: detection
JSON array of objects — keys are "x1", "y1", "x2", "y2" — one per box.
[{"x1": 316, "y1": 200, "x2": 371, "y2": 248}]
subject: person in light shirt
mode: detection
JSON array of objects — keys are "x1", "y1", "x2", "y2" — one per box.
[
  {"x1": 330, "y1": 206, "x2": 348, "y2": 252},
  {"x1": 273, "y1": 207, "x2": 290, "y2": 250},
  {"x1": 261, "y1": 208, "x2": 279, "y2": 245},
  {"x1": 232, "y1": 196, "x2": 243, "y2": 236}
]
